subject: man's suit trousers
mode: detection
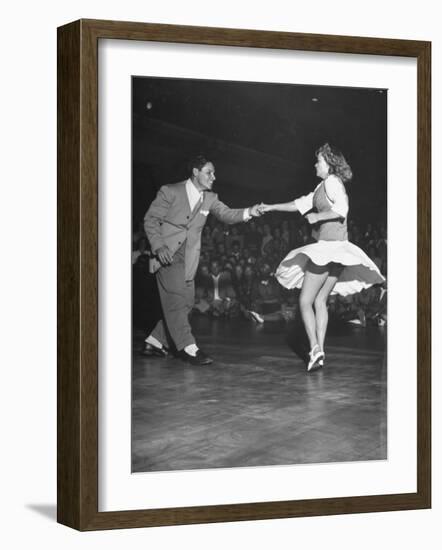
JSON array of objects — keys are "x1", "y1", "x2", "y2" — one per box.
[{"x1": 151, "y1": 243, "x2": 195, "y2": 350}]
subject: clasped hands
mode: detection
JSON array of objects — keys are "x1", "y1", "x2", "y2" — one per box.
[{"x1": 249, "y1": 203, "x2": 272, "y2": 217}]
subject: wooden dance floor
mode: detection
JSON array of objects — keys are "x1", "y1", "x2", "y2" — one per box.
[{"x1": 132, "y1": 317, "x2": 387, "y2": 472}]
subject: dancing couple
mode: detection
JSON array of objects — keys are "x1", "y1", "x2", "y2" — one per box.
[{"x1": 143, "y1": 146, "x2": 384, "y2": 370}]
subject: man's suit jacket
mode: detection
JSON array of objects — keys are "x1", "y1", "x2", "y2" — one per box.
[{"x1": 144, "y1": 181, "x2": 246, "y2": 281}]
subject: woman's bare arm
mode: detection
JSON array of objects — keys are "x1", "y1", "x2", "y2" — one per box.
[{"x1": 259, "y1": 201, "x2": 299, "y2": 213}]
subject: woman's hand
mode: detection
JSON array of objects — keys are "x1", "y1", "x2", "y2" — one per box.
[
  {"x1": 305, "y1": 213, "x2": 319, "y2": 225},
  {"x1": 257, "y1": 203, "x2": 272, "y2": 214}
]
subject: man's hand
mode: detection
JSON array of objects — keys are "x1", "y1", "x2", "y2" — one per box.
[
  {"x1": 155, "y1": 245, "x2": 173, "y2": 265},
  {"x1": 249, "y1": 204, "x2": 264, "y2": 217},
  {"x1": 305, "y1": 213, "x2": 319, "y2": 225}
]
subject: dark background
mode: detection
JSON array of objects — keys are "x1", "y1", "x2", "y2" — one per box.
[{"x1": 132, "y1": 76, "x2": 387, "y2": 226}]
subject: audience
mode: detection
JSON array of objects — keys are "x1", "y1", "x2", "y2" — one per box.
[{"x1": 133, "y1": 213, "x2": 388, "y2": 327}]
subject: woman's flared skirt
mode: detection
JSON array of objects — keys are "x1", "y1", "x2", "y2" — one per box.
[{"x1": 275, "y1": 240, "x2": 385, "y2": 296}]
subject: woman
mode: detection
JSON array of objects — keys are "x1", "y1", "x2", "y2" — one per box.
[{"x1": 259, "y1": 143, "x2": 385, "y2": 371}]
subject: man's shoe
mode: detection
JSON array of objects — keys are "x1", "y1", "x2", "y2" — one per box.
[
  {"x1": 179, "y1": 349, "x2": 213, "y2": 365},
  {"x1": 141, "y1": 342, "x2": 168, "y2": 357}
]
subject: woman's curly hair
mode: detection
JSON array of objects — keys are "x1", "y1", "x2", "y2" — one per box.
[{"x1": 316, "y1": 143, "x2": 353, "y2": 183}]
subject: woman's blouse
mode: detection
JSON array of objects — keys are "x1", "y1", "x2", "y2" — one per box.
[{"x1": 293, "y1": 175, "x2": 349, "y2": 241}]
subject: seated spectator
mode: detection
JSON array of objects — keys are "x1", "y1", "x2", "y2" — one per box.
[
  {"x1": 350, "y1": 224, "x2": 363, "y2": 247},
  {"x1": 377, "y1": 231, "x2": 387, "y2": 273},
  {"x1": 230, "y1": 243, "x2": 242, "y2": 262},
  {"x1": 280, "y1": 289, "x2": 299, "y2": 322},
  {"x1": 377, "y1": 283, "x2": 387, "y2": 325},
  {"x1": 228, "y1": 253, "x2": 238, "y2": 266},
  {"x1": 201, "y1": 226, "x2": 214, "y2": 255},
  {"x1": 195, "y1": 263, "x2": 211, "y2": 293},
  {"x1": 364, "y1": 283, "x2": 387, "y2": 326},
  {"x1": 216, "y1": 242, "x2": 226, "y2": 258},
  {"x1": 193, "y1": 285, "x2": 211, "y2": 315},
  {"x1": 260, "y1": 223, "x2": 273, "y2": 255},
  {"x1": 334, "y1": 294, "x2": 364, "y2": 325},
  {"x1": 262, "y1": 227, "x2": 289, "y2": 259},
  {"x1": 367, "y1": 245, "x2": 383, "y2": 274},
  {"x1": 379, "y1": 225, "x2": 388, "y2": 248},
  {"x1": 132, "y1": 221, "x2": 146, "y2": 248},
  {"x1": 211, "y1": 222, "x2": 225, "y2": 246},
  {"x1": 244, "y1": 220, "x2": 262, "y2": 256},
  {"x1": 294, "y1": 223, "x2": 310, "y2": 247},
  {"x1": 247, "y1": 255, "x2": 258, "y2": 267},
  {"x1": 226, "y1": 226, "x2": 244, "y2": 253},
  {"x1": 368, "y1": 228, "x2": 381, "y2": 250},
  {"x1": 248, "y1": 263, "x2": 285, "y2": 323},
  {"x1": 364, "y1": 223, "x2": 374, "y2": 242},
  {"x1": 206, "y1": 260, "x2": 240, "y2": 318},
  {"x1": 132, "y1": 237, "x2": 150, "y2": 264},
  {"x1": 199, "y1": 250, "x2": 210, "y2": 267},
  {"x1": 237, "y1": 264, "x2": 256, "y2": 309},
  {"x1": 281, "y1": 220, "x2": 292, "y2": 248},
  {"x1": 231, "y1": 264, "x2": 244, "y2": 296},
  {"x1": 327, "y1": 294, "x2": 338, "y2": 319},
  {"x1": 223, "y1": 261, "x2": 234, "y2": 274}
]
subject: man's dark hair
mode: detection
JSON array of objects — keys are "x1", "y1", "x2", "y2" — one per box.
[{"x1": 188, "y1": 154, "x2": 212, "y2": 174}]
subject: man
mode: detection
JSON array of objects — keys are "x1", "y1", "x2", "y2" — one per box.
[
  {"x1": 248, "y1": 262, "x2": 285, "y2": 323},
  {"x1": 206, "y1": 260, "x2": 239, "y2": 318},
  {"x1": 143, "y1": 154, "x2": 262, "y2": 365}
]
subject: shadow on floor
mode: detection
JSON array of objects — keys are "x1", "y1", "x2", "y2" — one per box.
[{"x1": 25, "y1": 504, "x2": 57, "y2": 522}]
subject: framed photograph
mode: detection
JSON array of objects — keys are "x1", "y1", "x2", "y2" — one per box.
[{"x1": 57, "y1": 19, "x2": 431, "y2": 530}]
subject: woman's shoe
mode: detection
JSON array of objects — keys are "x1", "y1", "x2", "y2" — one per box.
[{"x1": 307, "y1": 344, "x2": 324, "y2": 372}]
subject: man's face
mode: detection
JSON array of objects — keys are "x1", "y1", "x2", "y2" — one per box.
[
  {"x1": 210, "y1": 262, "x2": 220, "y2": 276},
  {"x1": 193, "y1": 162, "x2": 216, "y2": 191}
]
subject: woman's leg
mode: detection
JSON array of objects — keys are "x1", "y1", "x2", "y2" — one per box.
[
  {"x1": 299, "y1": 267, "x2": 330, "y2": 351},
  {"x1": 314, "y1": 267, "x2": 342, "y2": 353}
]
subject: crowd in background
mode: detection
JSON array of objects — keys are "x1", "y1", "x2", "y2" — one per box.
[{"x1": 133, "y1": 212, "x2": 387, "y2": 328}]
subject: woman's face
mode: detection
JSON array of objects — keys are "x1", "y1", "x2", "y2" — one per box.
[{"x1": 315, "y1": 153, "x2": 330, "y2": 179}]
